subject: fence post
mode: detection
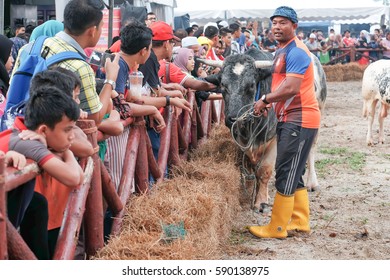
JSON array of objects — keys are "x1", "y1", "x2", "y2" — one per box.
[
  {"x1": 53, "y1": 157, "x2": 94, "y2": 260},
  {"x1": 201, "y1": 99, "x2": 212, "y2": 139},
  {"x1": 0, "y1": 153, "x2": 6, "y2": 260},
  {"x1": 157, "y1": 107, "x2": 173, "y2": 183},
  {"x1": 100, "y1": 163, "x2": 123, "y2": 214},
  {"x1": 76, "y1": 120, "x2": 104, "y2": 258},
  {"x1": 350, "y1": 47, "x2": 356, "y2": 62},
  {"x1": 181, "y1": 90, "x2": 195, "y2": 159},
  {"x1": 135, "y1": 121, "x2": 149, "y2": 193},
  {"x1": 177, "y1": 119, "x2": 187, "y2": 155},
  {"x1": 169, "y1": 112, "x2": 180, "y2": 167},
  {"x1": 146, "y1": 132, "x2": 162, "y2": 181},
  {"x1": 110, "y1": 119, "x2": 141, "y2": 236},
  {"x1": 6, "y1": 219, "x2": 37, "y2": 260}
]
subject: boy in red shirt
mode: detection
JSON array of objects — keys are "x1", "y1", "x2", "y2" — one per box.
[{"x1": 4, "y1": 85, "x2": 83, "y2": 258}]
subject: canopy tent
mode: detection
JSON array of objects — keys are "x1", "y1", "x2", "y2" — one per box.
[{"x1": 175, "y1": 6, "x2": 389, "y2": 25}]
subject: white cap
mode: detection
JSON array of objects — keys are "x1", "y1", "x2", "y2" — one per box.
[
  {"x1": 219, "y1": 20, "x2": 229, "y2": 28},
  {"x1": 182, "y1": 36, "x2": 200, "y2": 48},
  {"x1": 204, "y1": 22, "x2": 218, "y2": 33},
  {"x1": 309, "y1": 33, "x2": 316, "y2": 39}
]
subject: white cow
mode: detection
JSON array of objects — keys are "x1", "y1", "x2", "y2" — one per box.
[{"x1": 362, "y1": 60, "x2": 390, "y2": 146}]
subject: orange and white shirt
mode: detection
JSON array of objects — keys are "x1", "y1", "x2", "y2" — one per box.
[{"x1": 272, "y1": 37, "x2": 320, "y2": 129}]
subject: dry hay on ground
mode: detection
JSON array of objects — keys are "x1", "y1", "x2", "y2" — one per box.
[
  {"x1": 323, "y1": 62, "x2": 368, "y2": 82},
  {"x1": 94, "y1": 125, "x2": 242, "y2": 260}
]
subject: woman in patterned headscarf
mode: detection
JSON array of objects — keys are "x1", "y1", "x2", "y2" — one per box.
[{"x1": 0, "y1": 34, "x2": 14, "y2": 116}]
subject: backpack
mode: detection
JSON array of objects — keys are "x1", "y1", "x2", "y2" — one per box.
[{"x1": 1, "y1": 35, "x2": 84, "y2": 131}]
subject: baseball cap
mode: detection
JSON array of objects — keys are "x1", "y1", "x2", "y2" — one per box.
[
  {"x1": 150, "y1": 21, "x2": 180, "y2": 41},
  {"x1": 270, "y1": 6, "x2": 298, "y2": 23},
  {"x1": 309, "y1": 33, "x2": 316, "y2": 39},
  {"x1": 218, "y1": 20, "x2": 229, "y2": 28},
  {"x1": 203, "y1": 22, "x2": 218, "y2": 34},
  {"x1": 182, "y1": 36, "x2": 200, "y2": 48}
]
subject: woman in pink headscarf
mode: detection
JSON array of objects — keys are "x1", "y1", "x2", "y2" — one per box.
[
  {"x1": 173, "y1": 47, "x2": 222, "y2": 108},
  {"x1": 173, "y1": 47, "x2": 195, "y2": 74}
]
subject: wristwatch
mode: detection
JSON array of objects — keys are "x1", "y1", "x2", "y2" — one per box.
[
  {"x1": 261, "y1": 94, "x2": 270, "y2": 105},
  {"x1": 104, "y1": 79, "x2": 116, "y2": 90}
]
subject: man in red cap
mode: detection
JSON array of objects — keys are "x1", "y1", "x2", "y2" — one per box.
[
  {"x1": 138, "y1": 21, "x2": 183, "y2": 99},
  {"x1": 137, "y1": 21, "x2": 187, "y2": 169}
]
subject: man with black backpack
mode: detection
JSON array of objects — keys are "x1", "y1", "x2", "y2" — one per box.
[{"x1": 9, "y1": 0, "x2": 119, "y2": 126}]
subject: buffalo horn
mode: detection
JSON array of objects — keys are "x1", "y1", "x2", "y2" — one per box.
[
  {"x1": 197, "y1": 58, "x2": 224, "y2": 69},
  {"x1": 254, "y1": 61, "x2": 273, "y2": 68}
]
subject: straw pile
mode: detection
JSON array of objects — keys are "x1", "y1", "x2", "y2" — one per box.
[
  {"x1": 94, "y1": 124, "x2": 242, "y2": 260},
  {"x1": 323, "y1": 62, "x2": 368, "y2": 82}
]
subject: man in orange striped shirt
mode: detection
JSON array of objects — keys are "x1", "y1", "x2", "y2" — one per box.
[{"x1": 251, "y1": 6, "x2": 320, "y2": 239}]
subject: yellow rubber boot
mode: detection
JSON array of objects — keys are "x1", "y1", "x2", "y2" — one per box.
[
  {"x1": 286, "y1": 188, "x2": 310, "y2": 232},
  {"x1": 248, "y1": 192, "x2": 294, "y2": 239}
]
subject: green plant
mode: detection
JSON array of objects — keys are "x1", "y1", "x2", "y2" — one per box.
[{"x1": 316, "y1": 146, "x2": 366, "y2": 176}]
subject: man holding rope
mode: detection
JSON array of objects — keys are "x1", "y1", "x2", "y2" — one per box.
[{"x1": 250, "y1": 6, "x2": 320, "y2": 239}]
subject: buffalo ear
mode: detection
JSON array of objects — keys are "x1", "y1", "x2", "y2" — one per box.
[{"x1": 204, "y1": 73, "x2": 221, "y2": 86}]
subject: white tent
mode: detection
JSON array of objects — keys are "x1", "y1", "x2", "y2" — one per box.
[{"x1": 175, "y1": 6, "x2": 389, "y2": 26}]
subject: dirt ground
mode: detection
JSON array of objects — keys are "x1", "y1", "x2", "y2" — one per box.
[{"x1": 224, "y1": 80, "x2": 390, "y2": 260}]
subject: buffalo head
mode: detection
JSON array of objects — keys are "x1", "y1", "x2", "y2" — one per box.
[{"x1": 200, "y1": 48, "x2": 273, "y2": 128}]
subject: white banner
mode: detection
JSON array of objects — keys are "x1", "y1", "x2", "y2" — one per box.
[{"x1": 0, "y1": 260, "x2": 388, "y2": 280}]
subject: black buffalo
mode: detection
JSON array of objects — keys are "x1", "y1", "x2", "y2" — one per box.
[{"x1": 201, "y1": 48, "x2": 327, "y2": 212}]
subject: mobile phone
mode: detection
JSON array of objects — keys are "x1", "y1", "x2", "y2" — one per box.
[
  {"x1": 101, "y1": 52, "x2": 115, "y2": 66},
  {"x1": 88, "y1": 50, "x2": 103, "y2": 67},
  {"x1": 88, "y1": 51, "x2": 115, "y2": 67}
]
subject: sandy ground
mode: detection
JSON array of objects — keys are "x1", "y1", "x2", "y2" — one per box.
[{"x1": 224, "y1": 81, "x2": 390, "y2": 260}]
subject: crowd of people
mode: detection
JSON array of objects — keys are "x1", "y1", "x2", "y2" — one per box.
[
  {"x1": 0, "y1": 0, "x2": 225, "y2": 260},
  {"x1": 163, "y1": 17, "x2": 390, "y2": 67},
  {"x1": 301, "y1": 27, "x2": 390, "y2": 64}
]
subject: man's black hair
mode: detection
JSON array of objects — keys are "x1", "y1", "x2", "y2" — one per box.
[
  {"x1": 174, "y1": 29, "x2": 188, "y2": 40},
  {"x1": 204, "y1": 26, "x2": 219, "y2": 39},
  {"x1": 14, "y1": 24, "x2": 25, "y2": 31},
  {"x1": 52, "y1": 67, "x2": 82, "y2": 89},
  {"x1": 193, "y1": 27, "x2": 204, "y2": 38},
  {"x1": 30, "y1": 68, "x2": 81, "y2": 97},
  {"x1": 185, "y1": 27, "x2": 194, "y2": 35},
  {"x1": 25, "y1": 85, "x2": 80, "y2": 130},
  {"x1": 25, "y1": 24, "x2": 36, "y2": 35},
  {"x1": 229, "y1": 23, "x2": 240, "y2": 33},
  {"x1": 120, "y1": 20, "x2": 153, "y2": 55},
  {"x1": 219, "y1": 27, "x2": 232, "y2": 37},
  {"x1": 146, "y1": 12, "x2": 156, "y2": 20},
  {"x1": 63, "y1": 0, "x2": 104, "y2": 36}
]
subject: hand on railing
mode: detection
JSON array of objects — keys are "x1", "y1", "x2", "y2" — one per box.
[
  {"x1": 3, "y1": 151, "x2": 27, "y2": 170},
  {"x1": 170, "y1": 97, "x2": 192, "y2": 113}
]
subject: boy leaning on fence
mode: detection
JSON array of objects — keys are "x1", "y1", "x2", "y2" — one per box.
[{"x1": 2, "y1": 85, "x2": 84, "y2": 259}]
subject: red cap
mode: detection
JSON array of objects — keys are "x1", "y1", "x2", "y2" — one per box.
[{"x1": 150, "y1": 21, "x2": 180, "y2": 41}]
